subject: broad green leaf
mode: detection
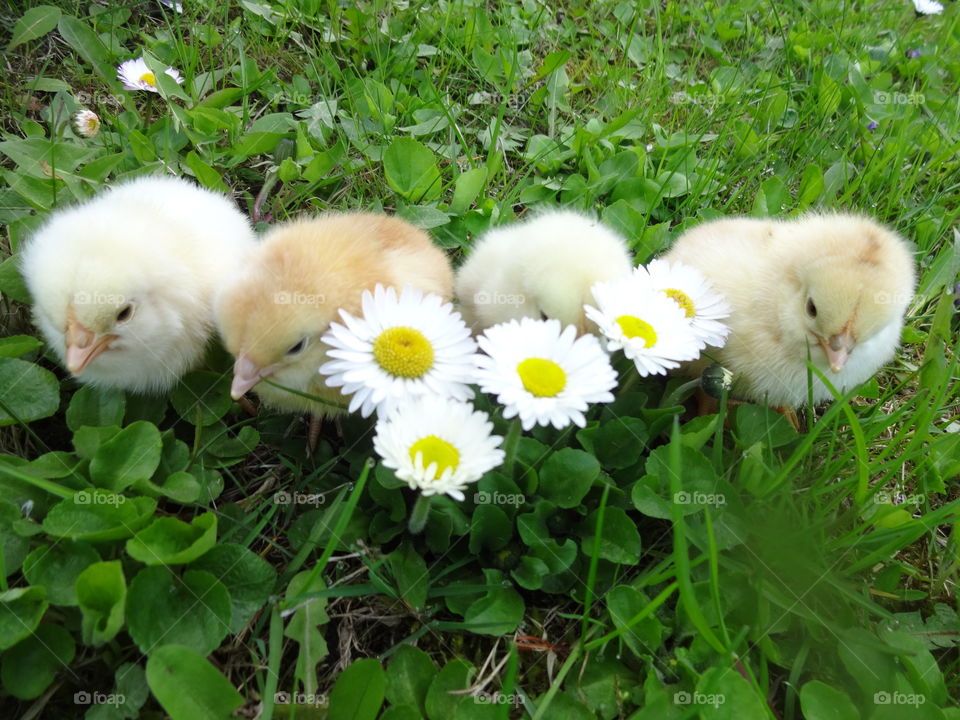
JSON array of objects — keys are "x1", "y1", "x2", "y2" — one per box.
[
  {"x1": 695, "y1": 666, "x2": 767, "y2": 720},
  {"x1": 125, "y1": 512, "x2": 217, "y2": 565},
  {"x1": 468, "y1": 504, "x2": 512, "y2": 554},
  {"x1": 43, "y1": 493, "x2": 156, "y2": 542},
  {"x1": 0, "y1": 335, "x2": 42, "y2": 358},
  {"x1": 0, "y1": 499, "x2": 30, "y2": 577},
  {"x1": 0, "y1": 587, "x2": 47, "y2": 650},
  {"x1": 89, "y1": 421, "x2": 163, "y2": 491},
  {"x1": 606, "y1": 585, "x2": 665, "y2": 657},
  {"x1": 425, "y1": 659, "x2": 474, "y2": 719},
  {"x1": 65, "y1": 384, "x2": 126, "y2": 431},
  {"x1": 463, "y1": 576, "x2": 524, "y2": 636},
  {"x1": 0, "y1": 357, "x2": 59, "y2": 426},
  {"x1": 387, "y1": 542, "x2": 429, "y2": 611},
  {"x1": 328, "y1": 658, "x2": 386, "y2": 720},
  {"x1": 579, "y1": 506, "x2": 642, "y2": 564},
  {"x1": 7, "y1": 6, "x2": 61, "y2": 51},
  {"x1": 797, "y1": 164, "x2": 824, "y2": 207},
  {"x1": 185, "y1": 151, "x2": 228, "y2": 191},
  {"x1": 734, "y1": 405, "x2": 798, "y2": 449},
  {"x1": 449, "y1": 167, "x2": 487, "y2": 214},
  {"x1": 0, "y1": 256, "x2": 31, "y2": 303},
  {"x1": 591, "y1": 417, "x2": 648, "y2": 469},
  {"x1": 538, "y1": 448, "x2": 600, "y2": 508},
  {"x1": 76, "y1": 560, "x2": 126, "y2": 646},
  {"x1": 799, "y1": 681, "x2": 859, "y2": 720},
  {"x1": 146, "y1": 645, "x2": 243, "y2": 720},
  {"x1": 127, "y1": 567, "x2": 231, "y2": 655},
  {"x1": 22, "y1": 540, "x2": 100, "y2": 605},
  {"x1": 56, "y1": 15, "x2": 113, "y2": 80},
  {"x1": 283, "y1": 570, "x2": 330, "y2": 695},
  {"x1": 192, "y1": 543, "x2": 276, "y2": 633},
  {"x1": 385, "y1": 645, "x2": 436, "y2": 715},
  {"x1": 170, "y1": 372, "x2": 232, "y2": 426},
  {"x1": 381, "y1": 707, "x2": 423, "y2": 720},
  {"x1": 383, "y1": 137, "x2": 442, "y2": 202},
  {"x1": 0, "y1": 624, "x2": 74, "y2": 699}
]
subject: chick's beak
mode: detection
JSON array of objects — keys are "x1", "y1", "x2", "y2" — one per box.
[
  {"x1": 818, "y1": 329, "x2": 856, "y2": 374},
  {"x1": 231, "y1": 354, "x2": 273, "y2": 400},
  {"x1": 65, "y1": 315, "x2": 117, "y2": 376}
]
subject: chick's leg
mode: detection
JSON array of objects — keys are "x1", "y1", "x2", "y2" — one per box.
[
  {"x1": 774, "y1": 406, "x2": 802, "y2": 432},
  {"x1": 307, "y1": 414, "x2": 322, "y2": 455}
]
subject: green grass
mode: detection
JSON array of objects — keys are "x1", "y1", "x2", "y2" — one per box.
[{"x1": 1, "y1": 0, "x2": 959, "y2": 718}]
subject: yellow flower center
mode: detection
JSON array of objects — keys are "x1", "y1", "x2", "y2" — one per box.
[
  {"x1": 139, "y1": 71, "x2": 157, "y2": 87},
  {"x1": 664, "y1": 288, "x2": 696, "y2": 318},
  {"x1": 516, "y1": 357, "x2": 567, "y2": 397},
  {"x1": 372, "y1": 326, "x2": 434, "y2": 378},
  {"x1": 409, "y1": 435, "x2": 460, "y2": 476},
  {"x1": 616, "y1": 315, "x2": 658, "y2": 348}
]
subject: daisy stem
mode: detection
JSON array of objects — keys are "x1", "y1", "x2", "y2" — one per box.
[
  {"x1": 660, "y1": 378, "x2": 702, "y2": 409},
  {"x1": 500, "y1": 418, "x2": 523, "y2": 480},
  {"x1": 618, "y1": 361, "x2": 640, "y2": 394},
  {"x1": 408, "y1": 494, "x2": 432, "y2": 535}
]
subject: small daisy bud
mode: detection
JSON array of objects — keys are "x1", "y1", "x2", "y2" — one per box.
[{"x1": 73, "y1": 109, "x2": 101, "y2": 138}]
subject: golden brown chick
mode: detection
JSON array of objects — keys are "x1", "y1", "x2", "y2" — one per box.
[
  {"x1": 664, "y1": 213, "x2": 915, "y2": 407},
  {"x1": 214, "y1": 213, "x2": 453, "y2": 418}
]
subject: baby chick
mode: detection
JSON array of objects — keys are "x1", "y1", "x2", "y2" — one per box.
[
  {"x1": 20, "y1": 175, "x2": 256, "y2": 393},
  {"x1": 664, "y1": 213, "x2": 915, "y2": 407},
  {"x1": 215, "y1": 213, "x2": 453, "y2": 418},
  {"x1": 455, "y1": 210, "x2": 633, "y2": 333}
]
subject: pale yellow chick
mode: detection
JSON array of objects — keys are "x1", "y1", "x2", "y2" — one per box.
[
  {"x1": 214, "y1": 213, "x2": 453, "y2": 418},
  {"x1": 20, "y1": 175, "x2": 256, "y2": 393},
  {"x1": 664, "y1": 213, "x2": 916, "y2": 407},
  {"x1": 455, "y1": 210, "x2": 633, "y2": 333}
]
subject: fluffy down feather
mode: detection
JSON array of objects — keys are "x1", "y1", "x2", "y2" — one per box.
[
  {"x1": 214, "y1": 213, "x2": 454, "y2": 417},
  {"x1": 664, "y1": 213, "x2": 916, "y2": 406},
  {"x1": 20, "y1": 175, "x2": 256, "y2": 393},
  {"x1": 455, "y1": 210, "x2": 633, "y2": 333}
]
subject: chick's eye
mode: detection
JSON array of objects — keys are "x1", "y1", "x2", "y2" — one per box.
[
  {"x1": 116, "y1": 305, "x2": 133, "y2": 322},
  {"x1": 806, "y1": 298, "x2": 817, "y2": 318},
  {"x1": 286, "y1": 338, "x2": 307, "y2": 355}
]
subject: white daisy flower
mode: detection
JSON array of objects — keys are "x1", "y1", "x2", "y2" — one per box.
[
  {"x1": 585, "y1": 278, "x2": 701, "y2": 376},
  {"x1": 374, "y1": 395, "x2": 505, "y2": 501},
  {"x1": 117, "y1": 57, "x2": 184, "y2": 92},
  {"x1": 474, "y1": 318, "x2": 617, "y2": 431},
  {"x1": 73, "y1": 109, "x2": 100, "y2": 138},
  {"x1": 913, "y1": 0, "x2": 943, "y2": 15},
  {"x1": 319, "y1": 285, "x2": 477, "y2": 418},
  {"x1": 634, "y1": 259, "x2": 731, "y2": 349}
]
